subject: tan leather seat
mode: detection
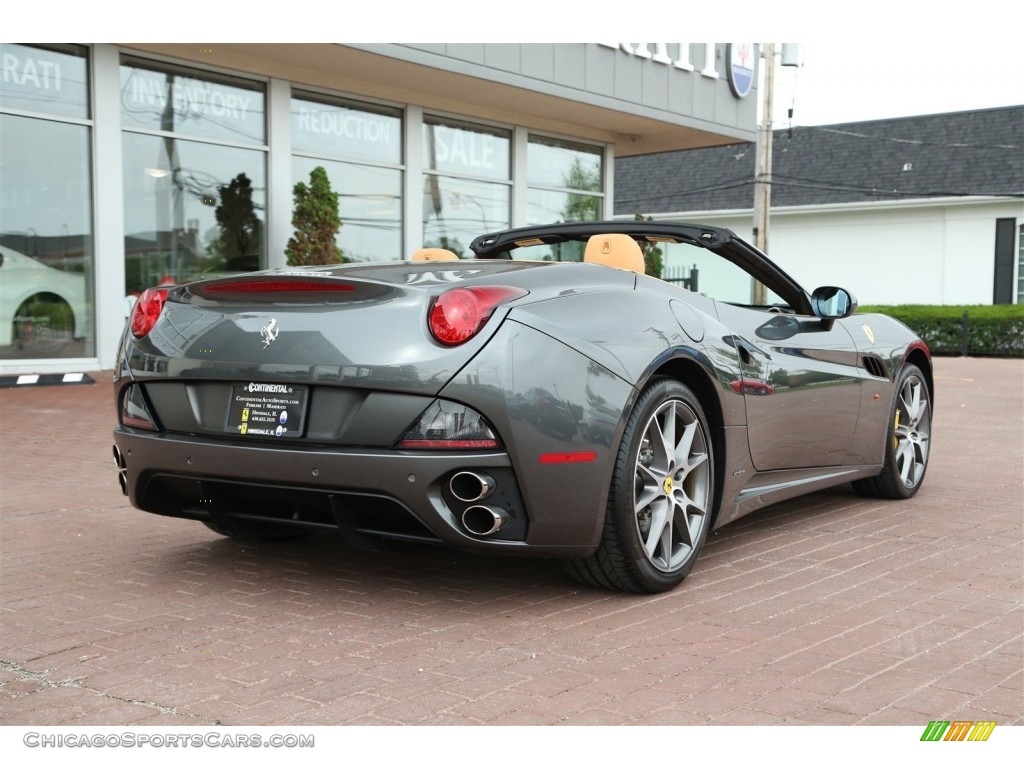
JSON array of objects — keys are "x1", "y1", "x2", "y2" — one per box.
[
  {"x1": 411, "y1": 247, "x2": 459, "y2": 262},
  {"x1": 583, "y1": 234, "x2": 644, "y2": 274}
]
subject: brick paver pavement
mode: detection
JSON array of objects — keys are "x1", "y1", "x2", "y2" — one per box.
[{"x1": 1, "y1": 357, "x2": 1021, "y2": 726}]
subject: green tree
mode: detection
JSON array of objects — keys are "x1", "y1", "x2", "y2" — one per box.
[
  {"x1": 286, "y1": 166, "x2": 346, "y2": 266},
  {"x1": 561, "y1": 158, "x2": 601, "y2": 222},
  {"x1": 212, "y1": 173, "x2": 261, "y2": 268},
  {"x1": 635, "y1": 213, "x2": 663, "y2": 279}
]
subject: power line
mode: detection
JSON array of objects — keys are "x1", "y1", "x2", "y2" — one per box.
[
  {"x1": 616, "y1": 175, "x2": 1024, "y2": 209},
  {"x1": 615, "y1": 178, "x2": 753, "y2": 206},
  {"x1": 770, "y1": 175, "x2": 1024, "y2": 199},
  {"x1": 788, "y1": 124, "x2": 1023, "y2": 152}
]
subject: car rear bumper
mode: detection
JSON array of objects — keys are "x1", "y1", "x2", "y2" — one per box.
[{"x1": 112, "y1": 426, "x2": 598, "y2": 558}]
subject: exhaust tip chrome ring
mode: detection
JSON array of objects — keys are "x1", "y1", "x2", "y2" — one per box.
[
  {"x1": 461, "y1": 505, "x2": 509, "y2": 537},
  {"x1": 449, "y1": 471, "x2": 495, "y2": 503}
]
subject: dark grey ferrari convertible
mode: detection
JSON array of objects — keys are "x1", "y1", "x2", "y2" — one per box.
[{"x1": 112, "y1": 221, "x2": 933, "y2": 593}]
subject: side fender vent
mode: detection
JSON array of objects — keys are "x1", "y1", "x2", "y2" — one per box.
[{"x1": 861, "y1": 355, "x2": 888, "y2": 379}]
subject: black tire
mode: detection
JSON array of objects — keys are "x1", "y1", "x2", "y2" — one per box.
[
  {"x1": 566, "y1": 378, "x2": 715, "y2": 593},
  {"x1": 854, "y1": 363, "x2": 932, "y2": 499},
  {"x1": 202, "y1": 518, "x2": 312, "y2": 543}
]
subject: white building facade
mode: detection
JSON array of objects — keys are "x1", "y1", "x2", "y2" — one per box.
[{"x1": 646, "y1": 196, "x2": 1024, "y2": 307}]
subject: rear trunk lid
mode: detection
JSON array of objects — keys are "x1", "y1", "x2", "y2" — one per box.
[{"x1": 123, "y1": 259, "x2": 630, "y2": 394}]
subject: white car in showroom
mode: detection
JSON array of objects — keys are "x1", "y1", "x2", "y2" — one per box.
[{"x1": 0, "y1": 245, "x2": 88, "y2": 348}]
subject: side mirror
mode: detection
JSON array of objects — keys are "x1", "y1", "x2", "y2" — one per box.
[{"x1": 810, "y1": 286, "x2": 857, "y2": 321}]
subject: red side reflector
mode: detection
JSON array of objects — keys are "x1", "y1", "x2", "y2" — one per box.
[
  {"x1": 204, "y1": 281, "x2": 355, "y2": 293},
  {"x1": 539, "y1": 452, "x2": 597, "y2": 464}
]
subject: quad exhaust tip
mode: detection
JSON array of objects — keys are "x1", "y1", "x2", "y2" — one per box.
[
  {"x1": 461, "y1": 505, "x2": 510, "y2": 537},
  {"x1": 449, "y1": 471, "x2": 495, "y2": 503}
]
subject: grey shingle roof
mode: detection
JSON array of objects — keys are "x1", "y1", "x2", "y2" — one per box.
[{"x1": 614, "y1": 106, "x2": 1024, "y2": 215}]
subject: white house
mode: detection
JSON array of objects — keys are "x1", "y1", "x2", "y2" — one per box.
[{"x1": 614, "y1": 106, "x2": 1024, "y2": 306}]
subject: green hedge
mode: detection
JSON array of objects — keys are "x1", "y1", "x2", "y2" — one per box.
[{"x1": 857, "y1": 304, "x2": 1024, "y2": 357}]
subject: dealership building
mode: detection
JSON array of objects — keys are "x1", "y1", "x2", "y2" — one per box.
[{"x1": 0, "y1": 42, "x2": 760, "y2": 375}]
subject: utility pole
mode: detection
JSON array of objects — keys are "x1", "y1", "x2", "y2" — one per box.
[
  {"x1": 752, "y1": 42, "x2": 775, "y2": 306},
  {"x1": 752, "y1": 43, "x2": 800, "y2": 305}
]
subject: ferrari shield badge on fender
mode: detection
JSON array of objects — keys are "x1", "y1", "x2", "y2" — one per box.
[
  {"x1": 260, "y1": 318, "x2": 280, "y2": 348},
  {"x1": 861, "y1": 324, "x2": 875, "y2": 344}
]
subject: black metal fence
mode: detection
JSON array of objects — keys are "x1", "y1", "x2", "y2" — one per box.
[{"x1": 662, "y1": 264, "x2": 699, "y2": 292}]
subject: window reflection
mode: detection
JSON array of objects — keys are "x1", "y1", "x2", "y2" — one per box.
[
  {"x1": 290, "y1": 94, "x2": 404, "y2": 262},
  {"x1": 516, "y1": 135, "x2": 602, "y2": 262},
  {"x1": 0, "y1": 113, "x2": 94, "y2": 360},
  {"x1": 527, "y1": 136, "x2": 602, "y2": 190},
  {"x1": 122, "y1": 133, "x2": 266, "y2": 293},
  {"x1": 0, "y1": 43, "x2": 89, "y2": 119},
  {"x1": 422, "y1": 117, "x2": 511, "y2": 254},
  {"x1": 120, "y1": 60, "x2": 267, "y2": 296},
  {"x1": 527, "y1": 188, "x2": 602, "y2": 226},
  {"x1": 292, "y1": 95, "x2": 401, "y2": 164},
  {"x1": 422, "y1": 176, "x2": 510, "y2": 257},
  {"x1": 423, "y1": 118, "x2": 510, "y2": 180},
  {"x1": 292, "y1": 157, "x2": 402, "y2": 262},
  {"x1": 120, "y1": 60, "x2": 265, "y2": 145},
  {"x1": 523, "y1": 135, "x2": 603, "y2": 261}
]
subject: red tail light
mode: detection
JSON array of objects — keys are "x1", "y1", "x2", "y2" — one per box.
[
  {"x1": 396, "y1": 400, "x2": 500, "y2": 450},
  {"x1": 428, "y1": 286, "x2": 526, "y2": 346},
  {"x1": 204, "y1": 280, "x2": 355, "y2": 293},
  {"x1": 120, "y1": 383, "x2": 159, "y2": 430},
  {"x1": 130, "y1": 288, "x2": 168, "y2": 338}
]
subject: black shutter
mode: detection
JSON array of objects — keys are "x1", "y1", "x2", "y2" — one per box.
[{"x1": 993, "y1": 218, "x2": 1016, "y2": 305}]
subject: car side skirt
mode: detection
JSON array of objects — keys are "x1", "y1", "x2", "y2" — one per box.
[{"x1": 716, "y1": 423, "x2": 881, "y2": 528}]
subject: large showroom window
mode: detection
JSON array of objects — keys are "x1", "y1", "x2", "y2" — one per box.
[
  {"x1": 0, "y1": 43, "x2": 95, "y2": 361},
  {"x1": 120, "y1": 58, "x2": 267, "y2": 295},
  {"x1": 291, "y1": 93, "x2": 403, "y2": 262},
  {"x1": 422, "y1": 117, "x2": 510, "y2": 256},
  {"x1": 524, "y1": 136, "x2": 603, "y2": 261}
]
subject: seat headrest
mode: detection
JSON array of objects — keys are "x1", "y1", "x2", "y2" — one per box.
[
  {"x1": 583, "y1": 234, "x2": 644, "y2": 274},
  {"x1": 412, "y1": 247, "x2": 459, "y2": 262}
]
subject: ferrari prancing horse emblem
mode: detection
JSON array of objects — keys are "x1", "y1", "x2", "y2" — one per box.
[{"x1": 260, "y1": 318, "x2": 279, "y2": 348}]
